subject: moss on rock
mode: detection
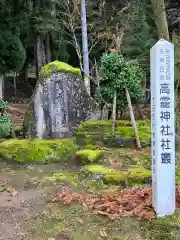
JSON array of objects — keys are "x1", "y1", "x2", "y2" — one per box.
[
  {"x1": 39, "y1": 60, "x2": 81, "y2": 78},
  {"x1": 83, "y1": 164, "x2": 151, "y2": 185},
  {"x1": 76, "y1": 120, "x2": 151, "y2": 148},
  {"x1": 76, "y1": 149, "x2": 104, "y2": 164},
  {"x1": 83, "y1": 144, "x2": 100, "y2": 150},
  {"x1": 0, "y1": 138, "x2": 77, "y2": 163}
]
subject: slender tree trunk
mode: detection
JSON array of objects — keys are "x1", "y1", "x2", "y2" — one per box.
[
  {"x1": 125, "y1": 87, "x2": 141, "y2": 149},
  {"x1": 112, "y1": 90, "x2": 117, "y2": 135},
  {"x1": 45, "y1": 34, "x2": 52, "y2": 63},
  {"x1": 135, "y1": 102, "x2": 144, "y2": 119},
  {"x1": 13, "y1": 73, "x2": 17, "y2": 97},
  {"x1": 150, "y1": 0, "x2": 169, "y2": 40},
  {"x1": 36, "y1": 34, "x2": 42, "y2": 79},
  {"x1": 172, "y1": 34, "x2": 180, "y2": 113},
  {"x1": 0, "y1": 75, "x2": 4, "y2": 99},
  {"x1": 18, "y1": 61, "x2": 29, "y2": 84},
  {"x1": 36, "y1": 34, "x2": 49, "y2": 80},
  {"x1": 81, "y1": 0, "x2": 90, "y2": 96},
  {"x1": 151, "y1": 0, "x2": 180, "y2": 129}
]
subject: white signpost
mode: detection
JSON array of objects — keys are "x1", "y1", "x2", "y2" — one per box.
[{"x1": 150, "y1": 39, "x2": 175, "y2": 216}]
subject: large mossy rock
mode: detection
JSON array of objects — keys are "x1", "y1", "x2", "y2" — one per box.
[
  {"x1": 82, "y1": 164, "x2": 151, "y2": 185},
  {"x1": 76, "y1": 120, "x2": 151, "y2": 148},
  {"x1": 23, "y1": 61, "x2": 100, "y2": 139},
  {"x1": 0, "y1": 138, "x2": 77, "y2": 163}
]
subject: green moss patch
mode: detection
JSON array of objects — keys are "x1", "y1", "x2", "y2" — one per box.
[
  {"x1": 0, "y1": 138, "x2": 77, "y2": 163},
  {"x1": 83, "y1": 144, "x2": 100, "y2": 150},
  {"x1": 76, "y1": 120, "x2": 151, "y2": 148},
  {"x1": 39, "y1": 60, "x2": 81, "y2": 78},
  {"x1": 76, "y1": 149, "x2": 104, "y2": 164},
  {"x1": 44, "y1": 172, "x2": 78, "y2": 186},
  {"x1": 77, "y1": 120, "x2": 150, "y2": 132},
  {"x1": 83, "y1": 164, "x2": 151, "y2": 185},
  {"x1": 140, "y1": 210, "x2": 180, "y2": 240}
]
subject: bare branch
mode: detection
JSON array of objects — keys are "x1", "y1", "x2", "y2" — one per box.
[{"x1": 117, "y1": 3, "x2": 132, "y2": 16}]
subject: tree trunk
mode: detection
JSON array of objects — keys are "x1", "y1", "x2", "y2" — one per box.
[
  {"x1": 135, "y1": 103, "x2": 144, "y2": 120},
  {"x1": 18, "y1": 60, "x2": 29, "y2": 84},
  {"x1": 150, "y1": 0, "x2": 169, "y2": 40},
  {"x1": 0, "y1": 75, "x2": 4, "y2": 99},
  {"x1": 172, "y1": 34, "x2": 180, "y2": 113},
  {"x1": 45, "y1": 34, "x2": 52, "y2": 63},
  {"x1": 35, "y1": 34, "x2": 47, "y2": 80},
  {"x1": 13, "y1": 73, "x2": 17, "y2": 97},
  {"x1": 36, "y1": 34, "x2": 42, "y2": 80},
  {"x1": 112, "y1": 90, "x2": 117, "y2": 135},
  {"x1": 81, "y1": 0, "x2": 90, "y2": 96},
  {"x1": 125, "y1": 87, "x2": 141, "y2": 150}
]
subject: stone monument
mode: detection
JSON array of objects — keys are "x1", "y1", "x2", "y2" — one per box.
[
  {"x1": 23, "y1": 61, "x2": 100, "y2": 138},
  {"x1": 150, "y1": 39, "x2": 175, "y2": 216}
]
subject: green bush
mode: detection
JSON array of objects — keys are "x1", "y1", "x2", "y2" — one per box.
[
  {"x1": 0, "y1": 32, "x2": 26, "y2": 73},
  {"x1": 0, "y1": 100, "x2": 13, "y2": 138},
  {"x1": 95, "y1": 52, "x2": 145, "y2": 109},
  {"x1": 0, "y1": 116, "x2": 13, "y2": 138}
]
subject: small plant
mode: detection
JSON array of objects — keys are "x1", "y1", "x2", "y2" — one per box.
[
  {"x1": 0, "y1": 99, "x2": 8, "y2": 112},
  {"x1": 0, "y1": 99, "x2": 13, "y2": 138}
]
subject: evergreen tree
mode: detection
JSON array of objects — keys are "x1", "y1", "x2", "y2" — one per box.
[{"x1": 121, "y1": 0, "x2": 156, "y2": 67}]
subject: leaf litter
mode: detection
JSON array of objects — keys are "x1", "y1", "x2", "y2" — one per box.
[{"x1": 53, "y1": 186, "x2": 180, "y2": 220}]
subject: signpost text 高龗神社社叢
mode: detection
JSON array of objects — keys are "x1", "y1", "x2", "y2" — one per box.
[{"x1": 150, "y1": 39, "x2": 175, "y2": 217}]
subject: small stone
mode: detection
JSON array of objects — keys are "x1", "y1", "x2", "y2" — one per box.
[
  {"x1": 54, "y1": 232, "x2": 70, "y2": 240},
  {"x1": 0, "y1": 186, "x2": 5, "y2": 192}
]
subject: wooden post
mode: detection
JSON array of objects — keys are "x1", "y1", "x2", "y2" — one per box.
[{"x1": 125, "y1": 87, "x2": 141, "y2": 149}]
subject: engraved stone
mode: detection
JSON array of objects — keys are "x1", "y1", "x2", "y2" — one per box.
[{"x1": 23, "y1": 61, "x2": 100, "y2": 138}]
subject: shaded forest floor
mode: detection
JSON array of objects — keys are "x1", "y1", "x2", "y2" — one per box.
[{"x1": 0, "y1": 149, "x2": 180, "y2": 240}]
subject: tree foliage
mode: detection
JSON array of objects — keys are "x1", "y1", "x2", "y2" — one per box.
[
  {"x1": 0, "y1": 0, "x2": 177, "y2": 99},
  {"x1": 0, "y1": 32, "x2": 26, "y2": 74},
  {"x1": 121, "y1": 0, "x2": 156, "y2": 66},
  {"x1": 0, "y1": 0, "x2": 157, "y2": 75},
  {"x1": 96, "y1": 52, "x2": 145, "y2": 109}
]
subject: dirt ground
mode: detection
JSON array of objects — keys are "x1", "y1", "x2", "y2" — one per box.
[
  {"x1": 0, "y1": 162, "x2": 63, "y2": 240},
  {"x1": 0, "y1": 161, "x2": 141, "y2": 240}
]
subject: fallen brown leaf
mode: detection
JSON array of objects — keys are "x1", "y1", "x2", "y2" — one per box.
[
  {"x1": 54, "y1": 186, "x2": 180, "y2": 220},
  {"x1": 6, "y1": 188, "x2": 19, "y2": 197},
  {"x1": 100, "y1": 229, "x2": 107, "y2": 238}
]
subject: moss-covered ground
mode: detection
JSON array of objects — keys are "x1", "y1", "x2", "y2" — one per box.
[
  {"x1": 76, "y1": 120, "x2": 151, "y2": 148},
  {"x1": 0, "y1": 147, "x2": 180, "y2": 240}
]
